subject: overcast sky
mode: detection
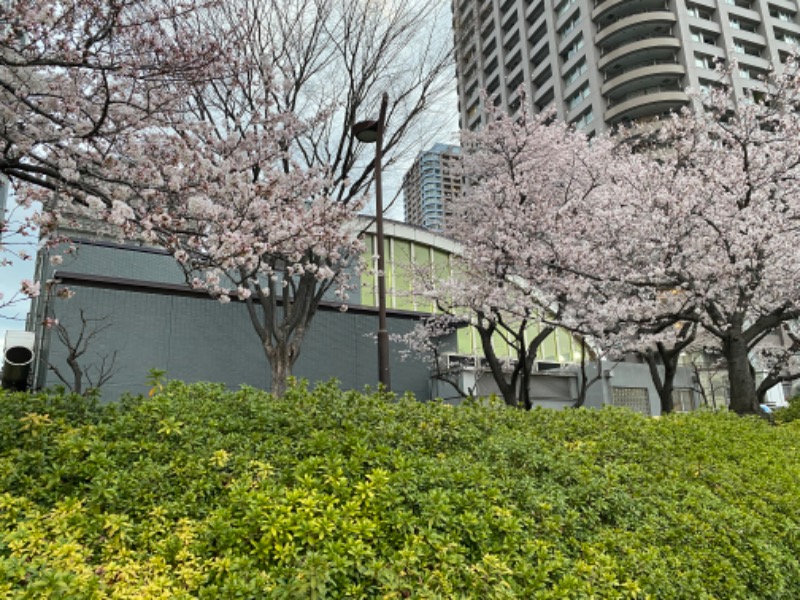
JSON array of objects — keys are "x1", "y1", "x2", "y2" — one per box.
[{"x1": 1, "y1": 188, "x2": 38, "y2": 334}]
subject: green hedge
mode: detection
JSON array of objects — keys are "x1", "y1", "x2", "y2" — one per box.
[
  {"x1": 774, "y1": 395, "x2": 800, "y2": 424},
  {"x1": 2, "y1": 380, "x2": 800, "y2": 598}
]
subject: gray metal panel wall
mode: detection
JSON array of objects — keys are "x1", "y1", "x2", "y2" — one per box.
[
  {"x1": 56, "y1": 242, "x2": 186, "y2": 285},
  {"x1": 50, "y1": 241, "x2": 363, "y2": 306},
  {"x1": 40, "y1": 285, "x2": 428, "y2": 401}
]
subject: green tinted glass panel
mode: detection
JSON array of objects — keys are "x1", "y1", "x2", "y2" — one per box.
[
  {"x1": 539, "y1": 330, "x2": 558, "y2": 361},
  {"x1": 432, "y1": 249, "x2": 450, "y2": 278},
  {"x1": 415, "y1": 246, "x2": 432, "y2": 268},
  {"x1": 457, "y1": 326, "x2": 474, "y2": 354},
  {"x1": 393, "y1": 241, "x2": 414, "y2": 310},
  {"x1": 383, "y1": 239, "x2": 394, "y2": 309},
  {"x1": 413, "y1": 246, "x2": 435, "y2": 313},
  {"x1": 556, "y1": 328, "x2": 574, "y2": 362},
  {"x1": 493, "y1": 331, "x2": 511, "y2": 359},
  {"x1": 361, "y1": 234, "x2": 376, "y2": 306},
  {"x1": 394, "y1": 240, "x2": 413, "y2": 267},
  {"x1": 573, "y1": 338, "x2": 584, "y2": 362}
]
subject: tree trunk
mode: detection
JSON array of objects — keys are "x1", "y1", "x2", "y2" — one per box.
[
  {"x1": 518, "y1": 344, "x2": 532, "y2": 410},
  {"x1": 67, "y1": 355, "x2": 83, "y2": 396},
  {"x1": 475, "y1": 323, "x2": 519, "y2": 408},
  {"x1": 644, "y1": 348, "x2": 675, "y2": 415},
  {"x1": 267, "y1": 346, "x2": 293, "y2": 397},
  {"x1": 246, "y1": 278, "x2": 318, "y2": 399},
  {"x1": 722, "y1": 329, "x2": 759, "y2": 414},
  {"x1": 573, "y1": 338, "x2": 602, "y2": 408},
  {"x1": 642, "y1": 325, "x2": 696, "y2": 415}
]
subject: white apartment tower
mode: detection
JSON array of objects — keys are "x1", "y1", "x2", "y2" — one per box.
[
  {"x1": 403, "y1": 143, "x2": 462, "y2": 232},
  {"x1": 452, "y1": 0, "x2": 800, "y2": 133}
]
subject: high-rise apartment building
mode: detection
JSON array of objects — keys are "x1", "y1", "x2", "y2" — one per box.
[
  {"x1": 452, "y1": 0, "x2": 800, "y2": 133},
  {"x1": 402, "y1": 143, "x2": 462, "y2": 232}
]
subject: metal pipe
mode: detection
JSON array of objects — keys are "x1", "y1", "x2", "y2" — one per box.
[{"x1": 2, "y1": 345, "x2": 34, "y2": 391}]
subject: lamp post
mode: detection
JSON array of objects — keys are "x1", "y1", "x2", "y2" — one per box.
[{"x1": 352, "y1": 92, "x2": 391, "y2": 390}]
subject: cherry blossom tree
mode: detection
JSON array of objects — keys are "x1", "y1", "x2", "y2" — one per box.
[
  {"x1": 406, "y1": 104, "x2": 610, "y2": 409},
  {"x1": 606, "y1": 64, "x2": 800, "y2": 414},
  {"x1": 118, "y1": 115, "x2": 365, "y2": 396},
  {"x1": 400, "y1": 99, "x2": 702, "y2": 411},
  {"x1": 120, "y1": 0, "x2": 452, "y2": 395},
  {"x1": 0, "y1": 0, "x2": 222, "y2": 205},
  {"x1": 393, "y1": 315, "x2": 479, "y2": 400},
  {"x1": 406, "y1": 64, "x2": 800, "y2": 415},
  {"x1": 1, "y1": 0, "x2": 455, "y2": 395},
  {"x1": 0, "y1": 0, "x2": 225, "y2": 318},
  {"x1": 543, "y1": 58, "x2": 800, "y2": 415}
]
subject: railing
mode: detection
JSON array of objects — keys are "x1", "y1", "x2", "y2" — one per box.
[
  {"x1": 603, "y1": 58, "x2": 678, "y2": 80},
  {"x1": 600, "y1": 30, "x2": 674, "y2": 55},
  {"x1": 606, "y1": 83, "x2": 682, "y2": 108}
]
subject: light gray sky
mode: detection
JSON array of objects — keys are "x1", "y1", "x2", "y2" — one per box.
[{"x1": 1, "y1": 187, "x2": 39, "y2": 332}]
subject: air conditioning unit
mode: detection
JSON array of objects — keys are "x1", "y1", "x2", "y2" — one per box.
[
  {"x1": 475, "y1": 357, "x2": 518, "y2": 372},
  {"x1": 438, "y1": 353, "x2": 477, "y2": 372},
  {"x1": 501, "y1": 358, "x2": 519, "y2": 373},
  {"x1": 536, "y1": 360, "x2": 563, "y2": 372}
]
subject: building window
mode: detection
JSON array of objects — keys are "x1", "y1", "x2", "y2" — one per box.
[
  {"x1": 672, "y1": 389, "x2": 696, "y2": 412},
  {"x1": 686, "y1": 3, "x2": 713, "y2": 20},
  {"x1": 559, "y1": 12, "x2": 581, "y2": 39},
  {"x1": 567, "y1": 83, "x2": 590, "y2": 110},
  {"x1": 556, "y1": 0, "x2": 577, "y2": 18},
  {"x1": 611, "y1": 387, "x2": 652, "y2": 416},
  {"x1": 730, "y1": 17, "x2": 758, "y2": 32},
  {"x1": 572, "y1": 108, "x2": 594, "y2": 129},
  {"x1": 694, "y1": 53, "x2": 718, "y2": 70},
  {"x1": 564, "y1": 58, "x2": 587, "y2": 86},
  {"x1": 562, "y1": 35, "x2": 584, "y2": 61},
  {"x1": 733, "y1": 40, "x2": 762, "y2": 56},
  {"x1": 739, "y1": 66, "x2": 767, "y2": 80},
  {"x1": 770, "y1": 9, "x2": 795, "y2": 23},
  {"x1": 690, "y1": 28, "x2": 717, "y2": 45}
]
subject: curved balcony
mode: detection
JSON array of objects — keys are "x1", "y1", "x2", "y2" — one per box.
[
  {"x1": 598, "y1": 37, "x2": 681, "y2": 71},
  {"x1": 592, "y1": 0, "x2": 666, "y2": 25},
  {"x1": 605, "y1": 90, "x2": 689, "y2": 125},
  {"x1": 601, "y1": 64, "x2": 685, "y2": 97},
  {"x1": 596, "y1": 12, "x2": 677, "y2": 51}
]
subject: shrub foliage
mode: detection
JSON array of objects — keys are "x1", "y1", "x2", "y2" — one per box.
[
  {"x1": 2, "y1": 380, "x2": 800, "y2": 598},
  {"x1": 774, "y1": 395, "x2": 800, "y2": 425}
]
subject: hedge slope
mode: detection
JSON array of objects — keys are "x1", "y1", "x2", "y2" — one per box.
[{"x1": 2, "y1": 380, "x2": 800, "y2": 598}]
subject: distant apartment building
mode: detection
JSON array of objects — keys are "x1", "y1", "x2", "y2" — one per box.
[
  {"x1": 452, "y1": 0, "x2": 800, "y2": 134},
  {"x1": 402, "y1": 143, "x2": 462, "y2": 233}
]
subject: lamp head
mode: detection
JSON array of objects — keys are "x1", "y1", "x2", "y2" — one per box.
[{"x1": 351, "y1": 119, "x2": 380, "y2": 143}]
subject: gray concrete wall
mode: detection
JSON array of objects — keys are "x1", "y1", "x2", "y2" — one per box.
[
  {"x1": 44, "y1": 239, "x2": 363, "y2": 304},
  {"x1": 573, "y1": 360, "x2": 698, "y2": 415},
  {"x1": 38, "y1": 284, "x2": 428, "y2": 401}
]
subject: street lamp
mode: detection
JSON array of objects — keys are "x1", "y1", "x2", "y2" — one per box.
[{"x1": 352, "y1": 92, "x2": 391, "y2": 391}]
